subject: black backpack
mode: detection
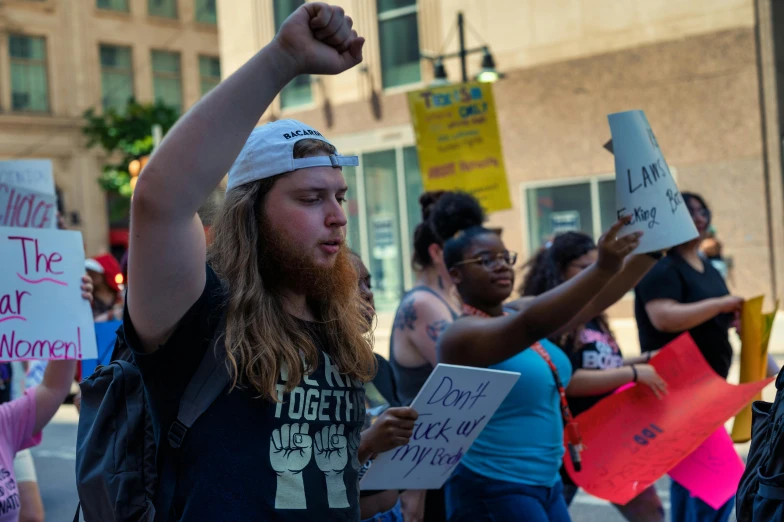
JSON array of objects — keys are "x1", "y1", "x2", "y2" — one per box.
[
  {"x1": 737, "y1": 368, "x2": 784, "y2": 521},
  {"x1": 74, "y1": 317, "x2": 228, "y2": 522}
]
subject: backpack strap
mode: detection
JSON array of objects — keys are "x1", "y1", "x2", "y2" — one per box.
[
  {"x1": 167, "y1": 313, "x2": 230, "y2": 449},
  {"x1": 155, "y1": 313, "x2": 229, "y2": 522}
]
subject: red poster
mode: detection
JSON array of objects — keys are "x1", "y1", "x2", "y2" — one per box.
[{"x1": 563, "y1": 334, "x2": 772, "y2": 505}]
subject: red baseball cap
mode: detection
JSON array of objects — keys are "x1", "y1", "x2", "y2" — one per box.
[{"x1": 85, "y1": 253, "x2": 124, "y2": 293}]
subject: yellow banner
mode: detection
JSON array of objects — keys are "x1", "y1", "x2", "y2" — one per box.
[{"x1": 407, "y1": 82, "x2": 512, "y2": 213}]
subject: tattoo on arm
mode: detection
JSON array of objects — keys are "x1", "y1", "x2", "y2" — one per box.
[
  {"x1": 394, "y1": 298, "x2": 418, "y2": 331},
  {"x1": 426, "y1": 319, "x2": 450, "y2": 343}
]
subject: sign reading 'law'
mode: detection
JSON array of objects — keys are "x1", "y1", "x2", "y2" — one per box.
[
  {"x1": 0, "y1": 227, "x2": 96, "y2": 361},
  {"x1": 360, "y1": 364, "x2": 519, "y2": 490},
  {"x1": 608, "y1": 110, "x2": 698, "y2": 254},
  {"x1": 408, "y1": 82, "x2": 512, "y2": 213}
]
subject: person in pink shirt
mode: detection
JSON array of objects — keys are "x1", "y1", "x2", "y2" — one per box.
[{"x1": 0, "y1": 277, "x2": 92, "y2": 522}]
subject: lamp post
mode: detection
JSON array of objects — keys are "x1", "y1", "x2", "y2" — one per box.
[{"x1": 422, "y1": 11, "x2": 504, "y2": 85}]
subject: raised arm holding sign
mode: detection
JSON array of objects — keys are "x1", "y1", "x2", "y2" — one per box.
[{"x1": 608, "y1": 110, "x2": 698, "y2": 254}]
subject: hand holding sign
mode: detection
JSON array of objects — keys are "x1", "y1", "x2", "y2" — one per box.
[
  {"x1": 608, "y1": 110, "x2": 699, "y2": 254},
  {"x1": 363, "y1": 407, "x2": 418, "y2": 455},
  {"x1": 596, "y1": 217, "x2": 643, "y2": 274}
]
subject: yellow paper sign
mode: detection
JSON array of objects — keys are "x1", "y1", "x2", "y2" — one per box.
[
  {"x1": 731, "y1": 295, "x2": 778, "y2": 443},
  {"x1": 407, "y1": 82, "x2": 512, "y2": 213}
]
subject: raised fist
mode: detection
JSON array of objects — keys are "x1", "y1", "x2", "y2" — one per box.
[
  {"x1": 272, "y1": 3, "x2": 364, "y2": 77},
  {"x1": 270, "y1": 423, "x2": 313, "y2": 473},
  {"x1": 314, "y1": 424, "x2": 348, "y2": 473}
]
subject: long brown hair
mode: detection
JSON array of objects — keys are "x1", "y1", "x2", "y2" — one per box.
[{"x1": 207, "y1": 139, "x2": 375, "y2": 400}]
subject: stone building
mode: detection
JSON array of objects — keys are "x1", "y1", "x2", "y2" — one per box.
[{"x1": 0, "y1": 0, "x2": 219, "y2": 255}]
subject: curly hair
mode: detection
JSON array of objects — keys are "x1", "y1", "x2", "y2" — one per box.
[
  {"x1": 520, "y1": 231, "x2": 613, "y2": 351},
  {"x1": 411, "y1": 191, "x2": 446, "y2": 270},
  {"x1": 429, "y1": 191, "x2": 488, "y2": 268}
]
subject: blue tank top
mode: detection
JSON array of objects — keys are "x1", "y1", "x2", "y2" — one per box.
[{"x1": 459, "y1": 339, "x2": 572, "y2": 487}]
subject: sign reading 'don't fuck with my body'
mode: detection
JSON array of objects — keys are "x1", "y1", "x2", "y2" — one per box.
[
  {"x1": 0, "y1": 227, "x2": 96, "y2": 361},
  {"x1": 360, "y1": 364, "x2": 519, "y2": 490}
]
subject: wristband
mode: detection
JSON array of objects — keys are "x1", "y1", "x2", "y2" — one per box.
[{"x1": 631, "y1": 365, "x2": 638, "y2": 383}]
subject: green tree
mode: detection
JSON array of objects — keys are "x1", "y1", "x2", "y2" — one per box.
[{"x1": 82, "y1": 99, "x2": 179, "y2": 220}]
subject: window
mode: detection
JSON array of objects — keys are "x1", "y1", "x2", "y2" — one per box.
[
  {"x1": 194, "y1": 0, "x2": 216, "y2": 24},
  {"x1": 148, "y1": 0, "x2": 177, "y2": 18},
  {"x1": 524, "y1": 176, "x2": 617, "y2": 252},
  {"x1": 342, "y1": 163, "x2": 362, "y2": 254},
  {"x1": 97, "y1": 0, "x2": 129, "y2": 11},
  {"x1": 199, "y1": 55, "x2": 220, "y2": 96},
  {"x1": 273, "y1": 0, "x2": 313, "y2": 109},
  {"x1": 151, "y1": 50, "x2": 182, "y2": 113},
  {"x1": 377, "y1": 0, "x2": 421, "y2": 88},
  {"x1": 364, "y1": 150, "x2": 405, "y2": 311},
  {"x1": 403, "y1": 146, "x2": 424, "y2": 245},
  {"x1": 9, "y1": 35, "x2": 49, "y2": 112},
  {"x1": 100, "y1": 45, "x2": 134, "y2": 112}
]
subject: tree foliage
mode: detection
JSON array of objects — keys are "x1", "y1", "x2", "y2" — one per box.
[{"x1": 82, "y1": 100, "x2": 179, "y2": 219}]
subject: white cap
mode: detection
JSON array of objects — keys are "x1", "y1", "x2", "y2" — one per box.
[{"x1": 226, "y1": 119, "x2": 359, "y2": 191}]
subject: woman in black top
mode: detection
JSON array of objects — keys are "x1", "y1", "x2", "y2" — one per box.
[
  {"x1": 521, "y1": 231, "x2": 666, "y2": 522},
  {"x1": 634, "y1": 192, "x2": 751, "y2": 522}
]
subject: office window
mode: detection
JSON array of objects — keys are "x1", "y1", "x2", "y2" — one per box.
[
  {"x1": 378, "y1": 0, "x2": 421, "y2": 88},
  {"x1": 100, "y1": 45, "x2": 134, "y2": 112},
  {"x1": 151, "y1": 50, "x2": 182, "y2": 113},
  {"x1": 403, "y1": 147, "x2": 424, "y2": 245},
  {"x1": 9, "y1": 35, "x2": 49, "y2": 112},
  {"x1": 364, "y1": 150, "x2": 405, "y2": 311},
  {"x1": 97, "y1": 0, "x2": 129, "y2": 11},
  {"x1": 524, "y1": 177, "x2": 619, "y2": 252},
  {"x1": 342, "y1": 162, "x2": 362, "y2": 254},
  {"x1": 199, "y1": 56, "x2": 220, "y2": 96},
  {"x1": 148, "y1": 0, "x2": 177, "y2": 18},
  {"x1": 273, "y1": 0, "x2": 313, "y2": 109},
  {"x1": 195, "y1": 0, "x2": 216, "y2": 24}
]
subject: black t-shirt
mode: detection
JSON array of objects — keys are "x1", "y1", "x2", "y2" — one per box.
[
  {"x1": 564, "y1": 320, "x2": 625, "y2": 417},
  {"x1": 122, "y1": 265, "x2": 365, "y2": 521},
  {"x1": 634, "y1": 253, "x2": 733, "y2": 378},
  {"x1": 359, "y1": 355, "x2": 401, "y2": 499}
]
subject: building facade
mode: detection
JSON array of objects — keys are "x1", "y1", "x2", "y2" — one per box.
[
  {"x1": 217, "y1": 0, "x2": 784, "y2": 348},
  {"x1": 0, "y1": 0, "x2": 219, "y2": 255}
]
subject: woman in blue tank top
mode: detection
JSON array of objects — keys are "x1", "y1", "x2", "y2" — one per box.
[{"x1": 431, "y1": 193, "x2": 653, "y2": 522}]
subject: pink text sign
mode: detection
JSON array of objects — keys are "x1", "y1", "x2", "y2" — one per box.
[{"x1": 0, "y1": 227, "x2": 96, "y2": 360}]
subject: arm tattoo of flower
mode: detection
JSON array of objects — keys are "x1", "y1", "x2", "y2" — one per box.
[
  {"x1": 426, "y1": 319, "x2": 450, "y2": 342},
  {"x1": 394, "y1": 298, "x2": 418, "y2": 331}
]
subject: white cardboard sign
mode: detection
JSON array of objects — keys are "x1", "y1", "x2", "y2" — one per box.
[
  {"x1": 0, "y1": 227, "x2": 96, "y2": 361},
  {"x1": 0, "y1": 184, "x2": 57, "y2": 229},
  {"x1": 0, "y1": 160, "x2": 55, "y2": 196},
  {"x1": 608, "y1": 110, "x2": 698, "y2": 254},
  {"x1": 360, "y1": 364, "x2": 520, "y2": 490}
]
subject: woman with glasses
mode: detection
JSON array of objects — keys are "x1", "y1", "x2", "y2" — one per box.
[
  {"x1": 432, "y1": 192, "x2": 650, "y2": 522},
  {"x1": 521, "y1": 231, "x2": 666, "y2": 522},
  {"x1": 634, "y1": 192, "x2": 776, "y2": 522}
]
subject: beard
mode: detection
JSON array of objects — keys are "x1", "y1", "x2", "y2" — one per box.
[{"x1": 258, "y1": 223, "x2": 358, "y2": 313}]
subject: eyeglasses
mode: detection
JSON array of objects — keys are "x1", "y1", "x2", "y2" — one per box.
[{"x1": 453, "y1": 251, "x2": 518, "y2": 269}]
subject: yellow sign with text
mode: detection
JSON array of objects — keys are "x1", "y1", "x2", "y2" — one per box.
[{"x1": 408, "y1": 82, "x2": 512, "y2": 213}]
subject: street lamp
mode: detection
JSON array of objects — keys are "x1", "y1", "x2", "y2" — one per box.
[{"x1": 422, "y1": 12, "x2": 503, "y2": 85}]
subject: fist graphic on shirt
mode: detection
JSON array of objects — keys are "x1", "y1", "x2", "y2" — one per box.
[
  {"x1": 270, "y1": 423, "x2": 313, "y2": 473},
  {"x1": 314, "y1": 424, "x2": 348, "y2": 473}
]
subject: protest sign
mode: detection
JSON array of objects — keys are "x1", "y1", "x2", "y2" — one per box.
[
  {"x1": 0, "y1": 227, "x2": 97, "y2": 361},
  {"x1": 731, "y1": 295, "x2": 778, "y2": 443},
  {"x1": 608, "y1": 110, "x2": 698, "y2": 253},
  {"x1": 408, "y1": 82, "x2": 512, "y2": 213},
  {"x1": 0, "y1": 160, "x2": 54, "y2": 195},
  {"x1": 668, "y1": 427, "x2": 744, "y2": 509},
  {"x1": 563, "y1": 334, "x2": 771, "y2": 505},
  {"x1": 360, "y1": 364, "x2": 519, "y2": 490},
  {"x1": 0, "y1": 183, "x2": 57, "y2": 229}
]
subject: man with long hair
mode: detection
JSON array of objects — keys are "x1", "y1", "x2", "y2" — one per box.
[{"x1": 124, "y1": 4, "x2": 375, "y2": 520}]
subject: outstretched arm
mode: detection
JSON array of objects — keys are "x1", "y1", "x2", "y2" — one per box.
[
  {"x1": 440, "y1": 220, "x2": 641, "y2": 367},
  {"x1": 128, "y1": 4, "x2": 364, "y2": 352}
]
